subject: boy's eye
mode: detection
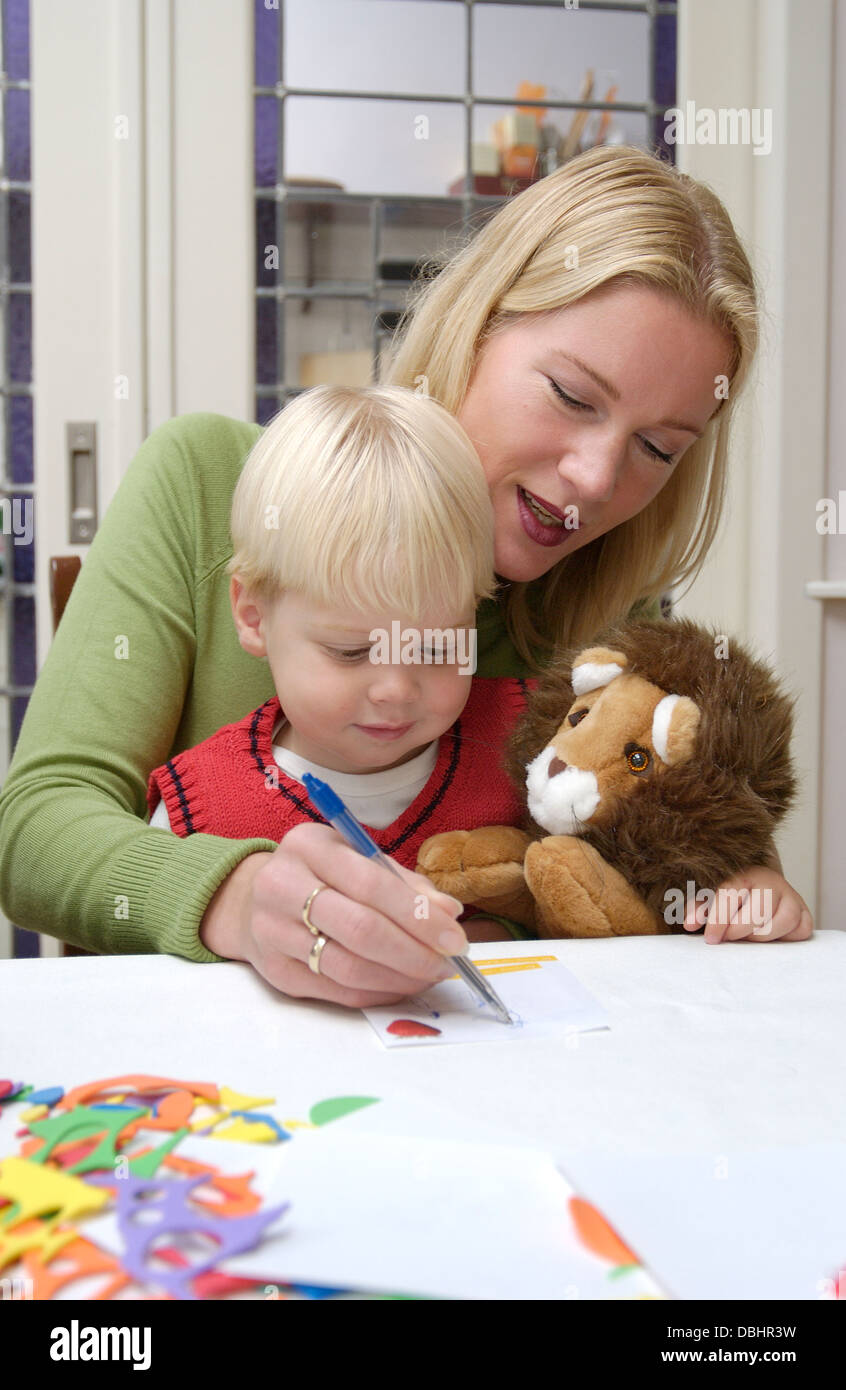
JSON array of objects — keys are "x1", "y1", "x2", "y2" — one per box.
[{"x1": 331, "y1": 647, "x2": 371, "y2": 661}]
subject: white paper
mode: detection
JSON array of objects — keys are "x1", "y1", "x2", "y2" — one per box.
[
  {"x1": 558, "y1": 1144, "x2": 846, "y2": 1301},
  {"x1": 77, "y1": 1091, "x2": 535, "y2": 1275},
  {"x1": 364, "y1": 956, "x2": 609, "y2": 1047},
  {"x1": 218, "y1": 1126, "x2": 664, "y2": 1300}
]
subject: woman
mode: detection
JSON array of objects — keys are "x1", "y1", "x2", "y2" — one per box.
[{"x1": 0, "y1": 145, "x2": 812, "y2": 1004}]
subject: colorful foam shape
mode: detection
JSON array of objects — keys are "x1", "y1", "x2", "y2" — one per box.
[
  {"x1": 229, "y1": 1110, "x2": 289, "y2": 1141},
  {"x1": 26, "y1": 1086, "x2": 64, "y2": 1108},
  {"x1": 25, "y1": 1104, "x2": 185, "y2": 1179},
  {"x1": 308, "y1": 1096, "x2": 380, "y2": 1126},
  {"x1": 57, "y1": 1074, "x2": 219, "y2": 1113},
  {"x1": 218, "y1": 1086, "x2": 275, "y2": 1112},
  {"x1": 0, "y1": 1082, "x2": 31, "y2": 1104},
  {"x1": 569, "y1": 1195, "x2": 640, "y2": 1268},
  {"x1": 290, "y1": 1282, "x2": 348, "y2": 1299},
  {"x1": 21, "y1": 1104, "x2": 49, "y2": 1123},
  {"x1": 85, "y1": 1169, "x2": 290, "y2": 1301},
  {"x1": 0, "y1": 1158, "x2": 108, "y2": 1269},
  {"x1": 90, "y1": 1103, "x2": 144, "y2": 1113},
  {"x1": 22, "y1": 1231, "x2": 131, "y2": 1301},
  {"x1": 26, "y1": 1105, "x2": 149, "y2": 1175},
  {"x1": 153, "y1": 1243, "x2": 264, "y2": 1298},
  {"x1": 0, "y1": 1216, "x2": 79, "y2": 1273},
  {"x1": 212, "y1": 1117, "x2": 279, "y2": 1144}
]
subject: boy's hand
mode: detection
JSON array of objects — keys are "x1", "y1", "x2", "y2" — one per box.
[{"x1": 682, "y1": 865, "x2": 814, "y2": 942}]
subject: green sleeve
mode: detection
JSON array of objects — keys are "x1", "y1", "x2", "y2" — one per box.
[
  {"x1": 463, "y1": 912, "x2": 536, "y2": 942},
  {"x1": 627, "y1": 593, "x2": 665, "y2": 621},
  {"x1": 0, "y1": 413, "x2": 278, "y2": 960}
]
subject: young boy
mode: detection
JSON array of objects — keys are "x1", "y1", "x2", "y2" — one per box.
[{"x1": 146, "y1": 385, "x2": 536, "y2": 939}]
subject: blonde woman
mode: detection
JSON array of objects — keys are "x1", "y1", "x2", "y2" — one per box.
[{"x1": 0, "y1": 145, "x2": 812, "y2": 1010}]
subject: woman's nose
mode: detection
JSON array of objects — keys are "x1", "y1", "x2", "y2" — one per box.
[{"x1": 556, "y1": 436, "x2": 623, "y2": 505}]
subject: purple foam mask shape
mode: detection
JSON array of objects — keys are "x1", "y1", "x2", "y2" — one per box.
[{"x1": 85, "y1": 1170, "x2": 289, "y2": 1301}]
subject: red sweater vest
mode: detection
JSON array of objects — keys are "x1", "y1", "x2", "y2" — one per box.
[{"x1": 147, "y1": 677, "x2": 537, "y2": 869}]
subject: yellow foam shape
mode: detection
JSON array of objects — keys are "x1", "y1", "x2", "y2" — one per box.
[
  {"x1": 212, "y1": 1118, "x2": 278, "y2": 1144},
  {"x1": 281, "y1": 1119, "x2": 316, "y2": 1130},
  {"x1": 0, "y1": 1158, "x2": 108, "y2": 1271},
  {"x1": 218, "y1": 1086, "x2": 275, "y2": 1112},
  {"x1": 21, "y1": 1104, "x2": 49, "y2": 1122},
  {"x1": 188, "y1": 1103, "x2": 230, "y2": 1132},
  {"x1": 0, "y1": 1221, "x2": 79, "y2": 1270}
]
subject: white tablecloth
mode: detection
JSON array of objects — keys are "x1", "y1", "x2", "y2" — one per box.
[{"x1": 2, "y1": 932, "x2": 844, "y2": 1298}]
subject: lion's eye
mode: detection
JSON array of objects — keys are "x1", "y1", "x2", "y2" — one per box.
[
  {"x1": 568, "y1": 708, "x2": 589, "y2": 727},
  {"x1": 622, "y1": 745, "x2": 650, "y2": 778}
]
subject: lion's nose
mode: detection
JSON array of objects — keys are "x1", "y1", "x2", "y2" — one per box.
[{"x1": 548, "y1": 755, "x2": 568, "y2": 777}]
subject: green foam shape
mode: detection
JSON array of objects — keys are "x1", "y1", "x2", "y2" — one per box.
[
  {"x1": 28, "y1": 1104, "x2": 150, "y2": 1174},
  {"x1": 308, "y1": 1096, "x2": 380, "y2": 1127},
  {"x1": 127, "y1": 1127, "x2": 190, "y2": 1178}
]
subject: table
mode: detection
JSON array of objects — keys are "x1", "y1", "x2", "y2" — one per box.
[{"x1": 2, "y1": 933, "x2": 844, "y2": 1299}]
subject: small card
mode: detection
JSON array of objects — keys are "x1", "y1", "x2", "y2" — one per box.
[{"x1": 363, "y1": 953, "x2": 609, "y2": 1047}]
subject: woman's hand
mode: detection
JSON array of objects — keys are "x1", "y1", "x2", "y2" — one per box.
[
  {"x1": 682, "y1": 865, "x2": 814, "y2": 942},
  {"x1": 200, "y1": 822, "x2": 469, "y2": 1007}
]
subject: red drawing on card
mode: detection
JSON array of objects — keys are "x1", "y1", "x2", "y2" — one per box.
[{"x1": 386, "y1": 1019, "x2": 442, "y2": 1038}]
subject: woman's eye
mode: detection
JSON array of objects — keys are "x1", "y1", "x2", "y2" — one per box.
[
  {"x1": 548, "y1": 378, "x2": 676, "y2": 466},
  {"x1": 638, "y1": 437, "x2": 676, "y2": 465},
  {"x1": 549, "y1": 379, "x2": 590, "y2": 412}
]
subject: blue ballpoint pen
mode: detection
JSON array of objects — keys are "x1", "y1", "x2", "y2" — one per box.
[{"x1": 301, "y1": 772, "x2": 514, "y2": 1025}]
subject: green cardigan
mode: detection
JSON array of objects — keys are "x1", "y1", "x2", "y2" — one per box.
[{"x1": 0, "y1": 412, "x2": 661, "y2": 959}]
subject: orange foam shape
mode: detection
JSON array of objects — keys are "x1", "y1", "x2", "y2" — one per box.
[
  {"x1": 159, "y1": 1153, "x2": 262, "y2": 1217},
  {"x1": 23, "y1": 1232, "x2": 132, "y2": 1301},
  {"x1": 57, "y1": 1075, "x2": 219, "y2": 1112},
  {"x1": 569, "y1": 1196, "x2": 639, "y2": 1267}
]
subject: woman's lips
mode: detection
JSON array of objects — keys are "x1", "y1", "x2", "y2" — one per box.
[
  {"x1": 356, "y1": 723, "x2": 414, "y2": 741},
  {"x1": 516, "y1": 486, "x2": 581, "y2": 548}
]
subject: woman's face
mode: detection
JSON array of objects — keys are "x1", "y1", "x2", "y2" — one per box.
[{"x1": 456, "y1": 283, "x2": 735, "y2": 583}]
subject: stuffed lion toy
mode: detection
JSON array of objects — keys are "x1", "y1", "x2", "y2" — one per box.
[{"x1": 416, "y1": 617, "x2": 797, "y2": 938}]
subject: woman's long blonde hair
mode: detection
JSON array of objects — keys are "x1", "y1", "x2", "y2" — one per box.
[{"x1": 382, "y1": 144, "x2": 759, "y2": 669}]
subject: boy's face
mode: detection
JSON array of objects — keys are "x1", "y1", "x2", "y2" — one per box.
[{"x1": 231, "y1": 579, "x2": 478, "y2": 774}]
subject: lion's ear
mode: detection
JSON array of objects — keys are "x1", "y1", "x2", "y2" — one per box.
[
  {"x1": 652, "y1": 694, "x2": 701, "y2": 766},
  {"x1": 571, "y1": 647, "x2": 628, "y2": 695}
]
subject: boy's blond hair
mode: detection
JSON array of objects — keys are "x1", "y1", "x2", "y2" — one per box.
[{"x1": 228, "y1": 384, "x2": 498, "y2": 621}]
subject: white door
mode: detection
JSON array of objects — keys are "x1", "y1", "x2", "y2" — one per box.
[
  {"x1": 27, "y1": 0, "x2": 254, "y2": 955},
  {"x1": 31, "y1": 0, "x2": 254, "y2": 673}
]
